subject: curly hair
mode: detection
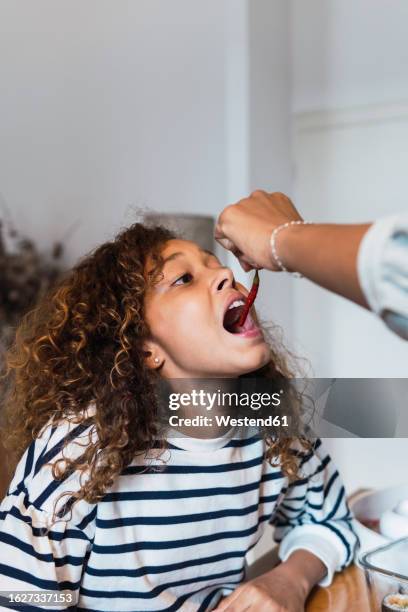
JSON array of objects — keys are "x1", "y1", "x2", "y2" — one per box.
[{"x1": 1, "y1": 221, "x2": 310, "y2": 528}]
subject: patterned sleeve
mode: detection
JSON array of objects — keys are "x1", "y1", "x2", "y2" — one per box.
[
  {"x1": 271, "y1": 438, "x2": 359, "y2": 587},
  {"x1": 357, "y1": 213, "x2": 408, "y2": 340},
  {"x1": 0, "y1": 417, "x2": 98, "y2": 610}
]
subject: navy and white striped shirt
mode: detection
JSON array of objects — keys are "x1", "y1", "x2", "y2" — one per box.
[{"x1": 0, "y1": 411, "x2": 357, "y2": 611}]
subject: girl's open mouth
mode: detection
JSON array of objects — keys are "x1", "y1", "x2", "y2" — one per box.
[{"x1": 222, "y1": 299, "x2": 261, "y2": 336}]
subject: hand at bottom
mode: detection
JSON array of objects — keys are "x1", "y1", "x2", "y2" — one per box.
[{"x1": 212, "y1": 564, "x2": 306, "y2": 612}]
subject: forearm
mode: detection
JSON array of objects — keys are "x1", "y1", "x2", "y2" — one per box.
[
  {"x1": 273, "y1": 550, "x2": 327, "y2": 601},
  {"x1": 278, "y1": 223, "x2": 372, "y2": 308}
]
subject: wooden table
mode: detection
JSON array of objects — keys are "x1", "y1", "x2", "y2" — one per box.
[{"x1": 306, "y1": 565, "x2": 371, "y2": 611}]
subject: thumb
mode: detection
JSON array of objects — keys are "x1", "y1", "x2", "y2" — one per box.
[{"x1": 215, "y1": 236, "x2": 236, "y2": 252}]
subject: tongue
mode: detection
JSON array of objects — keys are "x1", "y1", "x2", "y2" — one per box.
[
  {"x1": 224, "y1": 305, "x2": 254, "y2": 334},
  {"x1": 229, "y1": 321, "x2": 243, "y2": 333},
  {"x1": 230, "y1": 314, "x2": 253, "y2": 334},
  {"x1": 223, "y1": 305, "x2": 244, "y2": 332}
]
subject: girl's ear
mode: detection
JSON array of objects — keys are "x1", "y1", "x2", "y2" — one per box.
[{"x1": 143, "y1": 339, "x2": 164, "y2": 370}]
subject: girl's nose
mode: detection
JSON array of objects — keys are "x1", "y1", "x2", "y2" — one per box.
[{"x1": 212, "y1": 267, "x2": 235, "y2": 292}]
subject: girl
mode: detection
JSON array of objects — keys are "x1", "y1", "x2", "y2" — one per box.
[{"x1": 0, "y1": 222, "x2": 357, "y2": 611}]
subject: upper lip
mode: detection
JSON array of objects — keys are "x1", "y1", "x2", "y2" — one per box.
[{"x1": 222, "y1": 291, "x2": 247, "y2": 322}]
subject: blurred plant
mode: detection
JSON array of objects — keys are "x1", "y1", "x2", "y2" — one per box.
[{"x1": 0, "y1": 204, "x2": 75, "y2": 360}]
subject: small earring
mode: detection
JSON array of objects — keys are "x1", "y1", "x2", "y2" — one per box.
[{"x1": 154, "y1": 357, "x2": 160, "y2": 364}]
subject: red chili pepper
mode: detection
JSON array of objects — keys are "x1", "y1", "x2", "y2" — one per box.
[{"x1": 238, "y1": 269, "x2": 260, "y2": 327}]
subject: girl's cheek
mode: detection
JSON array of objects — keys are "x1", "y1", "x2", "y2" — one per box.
[{"x1": 178, "y1": 300, "x2": 209, "y2": 327}]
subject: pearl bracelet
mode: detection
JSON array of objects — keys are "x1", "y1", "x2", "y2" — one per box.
[{"x1": 270, "y1": 220, "x2": 312, "y2": 278}]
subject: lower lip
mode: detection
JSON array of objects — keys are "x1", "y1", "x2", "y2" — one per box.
[{"x1": 234, "y1": 327, "x2": 263, "y2": 339}]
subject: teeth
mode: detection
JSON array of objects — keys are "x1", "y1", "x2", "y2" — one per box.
[{"x1": 227, "y1": 299, "x2": 245, "y2": 310}]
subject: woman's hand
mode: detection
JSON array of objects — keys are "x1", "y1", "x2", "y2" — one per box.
[
  {"x1": 212, "y1": 565, "x2": 306, "y2": 611},
  {"x1": 216, "y1": 190, "x2": 371, "y2": 308},
  {"x1": 215, "y1": 190, "x2": 302, "y2": 272},
  {"x1": 212, "y1": 550, "x2": 327, "y2": 612}
]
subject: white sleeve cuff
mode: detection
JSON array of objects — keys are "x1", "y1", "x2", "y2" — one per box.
[
  {"x1": 357, "y1": 216, "x2": 396, "y2": 314},
  {"x1": 278, "y1": 524, "x2": 344, "y2": 587},
  {"x1": 357, "y1": 214, "x2": 408, "y2": 316}
]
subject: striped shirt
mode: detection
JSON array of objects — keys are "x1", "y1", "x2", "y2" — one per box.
[{"x1": 0, "y1": 411, "x2": 357, "y2": 611}]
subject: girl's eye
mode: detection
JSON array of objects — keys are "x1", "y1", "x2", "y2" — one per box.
[{"x1": 172, "y1": 273, "x2": 193, "y2": 286}]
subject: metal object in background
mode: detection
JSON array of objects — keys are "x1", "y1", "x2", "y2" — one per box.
[{"x1": 144, "y1": 213, "x2": 215, "y2": 252}]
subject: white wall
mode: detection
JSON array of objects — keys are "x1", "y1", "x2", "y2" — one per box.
[
  {"x1": 291, "y1": 0, "x2": 408, "y2": 112},
  {"x1": 247, "y1": 0, "x2": 295, "y2": 344},
  {"x1": 327, "y1": 438, "x2": 408, "y2": 493},
  {"x1": 0, "y1": 0, "x2": 227, "y2": 265}
]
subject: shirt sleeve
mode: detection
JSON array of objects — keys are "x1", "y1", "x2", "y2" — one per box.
[
  {"x1": 0, "y1": 418, "x2": 97, "y2": 611},
  {"x1": 271, "y1": 439, "x2": 358, "y2": 587},
  {"x1": 357, "y1": 214, "x2": 408, "y2": 340}
]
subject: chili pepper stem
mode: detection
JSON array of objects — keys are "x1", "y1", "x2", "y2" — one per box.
[{"x1": 238, "y1": 269, "x2": 260, "y2": 327}]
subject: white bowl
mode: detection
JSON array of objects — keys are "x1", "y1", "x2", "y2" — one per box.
[{"x1": 349, "y1": 484, "x2": 408, "y2": 555}]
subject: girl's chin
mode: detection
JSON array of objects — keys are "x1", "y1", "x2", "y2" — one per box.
[{"x1": 229, "y1": 347, "x2": 272, "y2": 376}]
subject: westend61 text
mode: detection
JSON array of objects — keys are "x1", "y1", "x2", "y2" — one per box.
[{"x1": 168, "y1": 415, "x2": 289, "y2": 428}]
